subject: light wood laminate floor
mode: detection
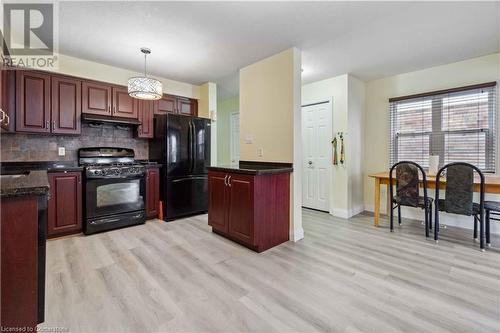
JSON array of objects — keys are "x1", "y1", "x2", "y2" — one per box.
[{"x1": 41, "y1": 210, "x2": 500, "y2": 333}]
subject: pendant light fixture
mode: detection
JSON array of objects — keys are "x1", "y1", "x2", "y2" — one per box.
[{"x1": 128, "y1": 47, "x2": 163, "y2": 100}]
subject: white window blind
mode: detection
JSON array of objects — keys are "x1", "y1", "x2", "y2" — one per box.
[{"x1": 389, "y1": 82, "x2": 497, "y2": 172}]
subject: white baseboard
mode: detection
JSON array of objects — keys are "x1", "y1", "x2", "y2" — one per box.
[
  {"x1": 291, "y1": 227, "x2": 304, "y2": 242},
  {"x1": 331, "y1": 208, "x2": 349, "y2": 219},
  {"x1": 331, "y1": 205, "x2": 364, "y2": 219},
  {"x1": 349, "y1": 204, "x2": 365, "y2": 218}
]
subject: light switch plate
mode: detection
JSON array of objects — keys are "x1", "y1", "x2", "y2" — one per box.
[
  {"x1": 58, "y1": 147, "x2": 65, "y2": 156},
  {"x1": 257, "y1": 147, "x2": 264, "y2": 157},
  {"x1": 245, "y1": 136, "x2": 254, "y2": 144}
]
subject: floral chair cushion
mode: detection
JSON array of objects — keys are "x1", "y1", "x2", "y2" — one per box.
[{"x1": 395, "y1": 163, "x2": 419, "y2": 207}]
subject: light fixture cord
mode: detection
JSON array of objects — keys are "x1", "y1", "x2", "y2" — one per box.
[{"x1": 144, "y1": 52, "x2": 147, "y2": 78}]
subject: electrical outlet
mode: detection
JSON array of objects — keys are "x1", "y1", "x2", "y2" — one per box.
[
  {"x1": 258, "y1": 147, "x2": 264, "y2": 157},
  {"x1": 58, "y1": 147, "x2": 65, "y2": 156},
  {"x1": 245, "y1": 136, "x2": 254, "y2": 144}
]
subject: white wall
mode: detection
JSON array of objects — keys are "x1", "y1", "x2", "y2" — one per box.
[
  {"x1": 198, "y1": 82, "x2": 218, "y2": 165},
  {"x1": 364, "y1": 52, "x2": 500, "y2": 233},
  {"x1": 301, "y1": 74, "x2": 365, "y2": 218},
  {"x1": 347, "y1": 76, "x2": 365, "y2": 217},
  {"x1": 50, "y1": 53, "x2": 200, "y2": 99},
  {"x1": 217, "y1": 97, "x2": 239, "y2": 165}
]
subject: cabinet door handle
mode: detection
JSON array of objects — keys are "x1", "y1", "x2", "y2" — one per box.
[
  {"x1": 45, "y1": 120, "x2": 49, "y2": 129},
  {"x1": 52, "y1": 120, "x2": 56, "y2": 131},
  {"x1": 228, "y1": 176, "x2": 232, "y2": 187},
  {"x1": 108, "y1": 106, "x2": 111, "y2": 114},
  {"x1": 5, "y1": 114, "x2": 9, "y2": 126},
  {"x1": 224, "y1": 175, "x2": 228, "y2": 186},
  {"x1": 0, "y1": 109, "x2": 5, "y2": 123},
  {"x1": 113, "y1": 106, "x2": 116, "y2": 114}
]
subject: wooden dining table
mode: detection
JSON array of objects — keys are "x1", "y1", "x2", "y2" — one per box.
[{"x1": 369, "y1": 171, "x2": 500, "y2": 227}]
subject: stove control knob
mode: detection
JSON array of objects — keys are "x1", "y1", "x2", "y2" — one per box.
[{"x1": 94, "y1": 170, "x2": 101, "y2": 176}]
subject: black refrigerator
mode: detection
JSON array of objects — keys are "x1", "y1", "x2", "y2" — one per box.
[{"x1": 149, "y1": 114, "x2": 211, "y2": 220}]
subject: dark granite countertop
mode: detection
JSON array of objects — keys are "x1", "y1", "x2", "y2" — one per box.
[
  {"x1": 0, "y1": 170, "x2": 50, "y2": 198},
  {"x1": 136, "y1": 160, "x2": 163, "y2": 169},
  {"x1": 208, "y1": 161, "x2": 293, "y2": 175},
  {"x1": 1, "y1": 161, "x2": 83, "y2": 173}
]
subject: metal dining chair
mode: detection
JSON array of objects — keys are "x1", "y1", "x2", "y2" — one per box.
[
  {"x1": 389, "y1": 161, "x2": 433, "y2": 237},
  {"x1": 434, "y1": 162, "x2": 486, "y2": 250}
]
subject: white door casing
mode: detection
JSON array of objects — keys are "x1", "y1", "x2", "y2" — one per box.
[
  {"x1": 230, "y1": 112, "x2": 240, "y2": 164},
  {"x1": 301, "y1": 101, "x2": 332, "y2": 212}
]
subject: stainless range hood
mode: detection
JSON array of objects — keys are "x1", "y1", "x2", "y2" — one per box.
[{"x1": 82, "y1": 114, "x2": 141, "y2": 126}]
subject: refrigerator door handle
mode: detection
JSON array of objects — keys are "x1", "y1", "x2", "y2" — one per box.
[
  {"x1": 188, "y1": 121, "x2": 193, "y2": 173},
  {"x1": 191, "y1": 120, "x2": 196, "y2": 172}
]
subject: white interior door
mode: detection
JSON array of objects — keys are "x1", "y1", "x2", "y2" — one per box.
[
  {"x1": 302, "y1": 101, "x2": 332, "y2": 212},
  {"x1": 230, "y1": 112, "x2": 240, "y2": 164}
]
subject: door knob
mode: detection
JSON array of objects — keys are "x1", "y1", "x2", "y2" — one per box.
[{"x1": 308, "y1": 161, "x2": 313, "y2": 165}]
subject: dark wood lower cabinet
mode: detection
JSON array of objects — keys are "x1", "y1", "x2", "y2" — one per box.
[
  {"x1": 146, "y1": 167, "x2": 160, "y2": 219},
  {"x1": 47, "y1": 171, "x2": 82, "y2": 238},
  {"x1": 1, "y1": 196, "x2": 39, "y2": 330},
  {"x1": 208, "y1": 171, "x2": 290, "y2": 252}
]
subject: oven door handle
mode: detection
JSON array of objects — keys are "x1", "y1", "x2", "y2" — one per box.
[{"x1": 171, "y1": 176, "x2": 207, "y2": 183}]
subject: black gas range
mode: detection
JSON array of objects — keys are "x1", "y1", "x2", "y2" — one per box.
[{"x1": 79, "y1": 147, "x2": 146, "y2": 235}]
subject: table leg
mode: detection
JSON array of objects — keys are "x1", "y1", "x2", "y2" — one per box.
[
  {"x1": 386, "y1": 183, "x2": 392, "y2": 218},
  {"x1": 374, "y1": 178, "x2": 380, "y2": 227}
]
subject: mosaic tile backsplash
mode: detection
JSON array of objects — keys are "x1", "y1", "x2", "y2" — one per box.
[{"x1": 1, "y1": 123, "x2": 149, "y2": 162}]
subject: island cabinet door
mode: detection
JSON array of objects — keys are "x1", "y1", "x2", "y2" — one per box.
[
  {"x1": 227, "y1": 174, "x2": 254, "y2": 245},
  {"x1": 47, "y1": 172, "x2": 82, "y2": 238},
  {"x1": 208, "y1": 172, "x2": 229, "y2": 233}
]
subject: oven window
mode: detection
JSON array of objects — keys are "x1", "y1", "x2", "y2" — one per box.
[{"x1": 96, "y1": 180, "x2": 140, "y2": 208}]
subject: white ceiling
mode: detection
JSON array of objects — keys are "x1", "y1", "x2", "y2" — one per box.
[{"x1": 59, "y1": 1, "x2": 500, "y2": 98}]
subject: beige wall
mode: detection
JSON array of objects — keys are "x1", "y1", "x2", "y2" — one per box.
[
  {"x1": 239, "y1": 48, "x2": 303, "y2": 241},
  {"x1": 364, "y1": 52, "x2": 500, "y2": 231},
  {"x1": 240, "y1": 49, "x2": 295, "y2": 163},
  {"x1": 49, "y1": 53, "x2": 200, "y2": 99},
  {"x1": 217, "y1": 97, "x2": 239, "y2": 165}
]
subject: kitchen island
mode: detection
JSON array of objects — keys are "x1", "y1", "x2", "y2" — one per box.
[{"x1": 207, "y1": 161, "x2": 292, "y2": 252}]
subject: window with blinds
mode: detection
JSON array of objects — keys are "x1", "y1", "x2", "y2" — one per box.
[{"x1": 389, "y1": 82, "x2": 497, "y2": 172}]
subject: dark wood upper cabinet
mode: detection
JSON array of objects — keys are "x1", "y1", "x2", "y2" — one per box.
[
  {"x1": 146, "y1": 167, "x2": 160, "y2": 219},
  {"x1": 82, "y1": 81, "x2": 112, "y2": 116},
  {"x1": 51, "y1": 76, "x2": 81, "y2": 135},
  {"x1": 156, "y1": 94, "x2": 177, "y2": 114},
  {"x1": 208, "y1": 172, "x2": 229, "y2": 233},
  {"x1": 15, "y1": 71, "x2": 51, "y2": 133},
  {"x1": 177, "y1": 97, "x2": 197, "y2": 116},
  {"x1": 137, "y1": 99, "x2": 154, "y2": 138},
  {"x1": 112, "y1": 87, "x2": 138, "y2": 119},
  {"x1": 47, "y1": 172, "x2": 82, "y2": 238},
  {"x1": 155, "y1": 94, "x2": 198, "y2": 116}
]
